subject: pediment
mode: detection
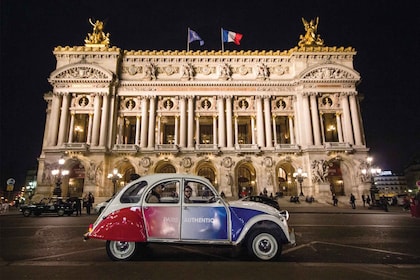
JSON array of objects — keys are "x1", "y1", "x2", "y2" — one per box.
[
  {"x1": 300, "y1": 64, "x2": 360, "y2": 81},
  {"x1": 49, "y1": 63, "x2": 114, "y2": 83}
]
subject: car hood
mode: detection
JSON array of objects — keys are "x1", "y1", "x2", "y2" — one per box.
[{"x1": 228, "y1": 199, "x2": 280, "y2": 215}]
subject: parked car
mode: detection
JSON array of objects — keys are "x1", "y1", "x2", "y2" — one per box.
[
  {"x1": 20, "y1": 197, "x2": 75, "y2": 217},
  {"x1": 94, "y1": 198, "x2": 112, "y2": 214},
  {"x1": 239, "y1": 195, "x2": 280, "y2": 210},
  {"x1": 84, "y1": 173, "x2": 295, "y2": 261}
]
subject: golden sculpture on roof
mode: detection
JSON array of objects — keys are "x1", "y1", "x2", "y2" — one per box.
[
  {"x1": 298, "y1": 17, "x2": 324, "y2": 47},
  {"x1": 84, "y1": 18, "x2": 110, "y2": 47}
]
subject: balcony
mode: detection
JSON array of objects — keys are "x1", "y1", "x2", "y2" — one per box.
[
  {"x1": 113, "y1": 144, "x2": 139, "y2": 152},
  {"x1": 63, "y1": 143, "x2": 89, "y2": 151}
]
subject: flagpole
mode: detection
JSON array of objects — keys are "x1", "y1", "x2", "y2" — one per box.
[
  {"x1": 187, "y1": 27, "x2": 190, "y2": 52},
  {"x1": 221, "y1": 28, "x2": 224, "y2": 52}
]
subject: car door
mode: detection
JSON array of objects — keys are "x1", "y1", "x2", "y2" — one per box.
[
  {"x1": 180, "y1": 179, "x2": 229, "y2": 241},
  {"x1": 142, "y1": 179, "x2": 181, "y2": 240}
]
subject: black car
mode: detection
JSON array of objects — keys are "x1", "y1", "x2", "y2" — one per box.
[
  {"x1": 240, "y1": 195, "x2": 280, "y2": 210},
  {"x1": 20, "y1": 197, "x2": 75, "y2": 217}
]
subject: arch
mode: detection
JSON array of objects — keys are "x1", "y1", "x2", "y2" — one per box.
[
  {"x1": 66, "y1": 160, "x2": 86, "y2": 198},
  {"x1": 49, "y1": 63, "x2": 114, "y2": 84},
  {"x1": 235, "y1": 160, "x2": 256, "y2": 197},
  {"x1": 299, "y1": 63, "x2": 360, "y2": 82},
  {"x1": 154, "y1": 161, "x2": 177, "y2": 173},
  {"x1": 195, "y1": 161, "x2": 217, "y2": 189},
  {"x1": 275, "y1": 160, "x2": 296, "y2": 196}
]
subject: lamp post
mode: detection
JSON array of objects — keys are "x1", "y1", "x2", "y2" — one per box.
[
  {"x1": 108, "y1": 168, "x2": 122, "y2": 195},
  {"x1": 361, "y1": 157, "x2": 381, "y2": 207},
  {"x1": 293, "y1": 167, "x2": 307, "y2": 196},
  {"x1": 51, "y1": 158, "x2": 69, "y2": 197}
]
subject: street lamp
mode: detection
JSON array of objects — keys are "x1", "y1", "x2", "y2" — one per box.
[
  {"x1": 51, "y1": 158, "x2": 69, "y2": 197},
  {"x1": 108, "y1": 168, "x2": 122, "y2": 195},
  {"x1": 293, "y1": 167, "x2": 308, "y2": 196},
  {"x1": 361, "y1": 157, "x2": 381, "y2": 207}
]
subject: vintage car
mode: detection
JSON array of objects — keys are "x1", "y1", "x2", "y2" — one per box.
[
  {"x1": 84, "y1": 173, "x2": 295, "y2": 261},
  {"x1": 20, "y1": 197, "x2": 75, "y2": 217},
  {"x1": 239, "y1": 195, "x2": 280, "y2": 210}
]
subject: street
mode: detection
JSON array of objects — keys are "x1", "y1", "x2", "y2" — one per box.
[{"x1": 1, "y1": 204, "x2": 419, "y2": 279}]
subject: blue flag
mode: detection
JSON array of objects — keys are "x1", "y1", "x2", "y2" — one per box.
[{"x1": 188, "y1": 29, "x2": 204, "y2": 46}]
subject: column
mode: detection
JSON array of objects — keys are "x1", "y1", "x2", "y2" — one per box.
[
  {"x1": 174, "y1": 115, "x2": 179, "y2": 145},
  {"x1": 349, "y1": 93, "x2": 363, "y2": 145},
  {"x1": 140, "y1": 97, "x2": 148, "y2": 148},
  {"x1": 148, "y1": 96, "x2": 156, "y2": 148},
  {"x1": 234, "y1": 115, "x2": 239, "y2": 146},
  {"x1": 213, "y1": 115, "x2": 218, "y2": 146},
  {"x1": 217, "y1": 97, "x2": 225, "y2": 147},
  {"x1": 340, "y1": 93, "x2": 354, "y2": 144},
  {"x1": 310, "y1": 93, "x2": 321, "y2": 146},
  {"x1": 251, "y1": 116, "x2": 256, "y2": 145},
  {"x1": 68, "y1": 113, "x2": 75, "y2": 143},
  {"x1": 302, "y1": 93, "x2": 313, "y2": 146},
  {"x1": 57, "y1": 93, "x2": 70, "y2": 146},
  {"x1": 91, "y1": 94, "x2": 102, "y2": 146},
  {"x1": 156, "y1": 115, "x2": 161, "y2": 145},
  {"x1": 195, "y1": 115, "x2": 200, "y2": 146},
  {"x1": 294, "y1": 94, "x2": 302, "y2": 144},
  {"x1": 87, "y1": 113, "x2": 93, "y2": 144},
  {"x1": 264, "y1": 97, "x2": 273, "y2": 148},
  {"x1": 256, "y1": 97, "x2": 265, "y2": 147},
  {"x1": 335, "y1": 113, "x2": 344, "y2": 143},
  {"x1": 99, "y1": 93, "x2": 109, "y2": 147},
  {"x1": 179, "y1": 97, "x2": 186, "y2": 148},
  {"x1": 48, "y1": 93, "x2": 62, "y2": 146},
  {"x1": 187, "y1": 97, "x2": 194, "y2": 148},
  {"x1": 226, "y1": 96, "x2": 233, "y2": 148},
  {"x1": 135, "y1": 116, "x2": 141, "y2": 145},
  {"x1": 272, "y1": 116, "x2": 277, "y2": 146},
  {"x1": 288, "y1": 115, "x2": 295, "y2": 145}
]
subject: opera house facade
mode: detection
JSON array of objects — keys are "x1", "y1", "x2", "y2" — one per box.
[{"x1": 35, "y1": 19, "x2": 373, "y2": 202}]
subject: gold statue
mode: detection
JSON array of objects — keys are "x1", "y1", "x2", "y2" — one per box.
[
  {"x1": 84, "y1": 18, "x2": 110, "y2": 47},
  {"x1": 298, "y1": 17, "x2": 324, "y2": 47}
]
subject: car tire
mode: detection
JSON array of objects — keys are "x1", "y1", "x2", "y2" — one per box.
[
  {"x1": 247, "y1": 229, "x2": 282, "y2": 261},
  {"x1": 23, "y1": 209, "x2": 31, "y2": 217},
  {"x1": 57, "y1": 209, "x2": 65, "y2": 216},
  {"x1": 106, "y1": 240, "x2": 138, "y2": 261}
]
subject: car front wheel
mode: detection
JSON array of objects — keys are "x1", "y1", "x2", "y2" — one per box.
[
  {"x1": 247, "y1": 229, "x2": 282, "y2": 261},
  {"x1": 22, "y1": 209, "x2": 31, "y2": 217},
  {"x1": 57, "y1": 209, "x2": 65, "y2": 216},
  {"x1": 106, "y1": 240, "x2": 138, "y2": 261}
]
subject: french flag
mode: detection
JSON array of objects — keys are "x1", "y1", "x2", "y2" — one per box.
[{"x1": 222, "y1": 29, "x2": 243, "y2": 45}]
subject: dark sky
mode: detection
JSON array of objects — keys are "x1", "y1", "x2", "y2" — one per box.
[{"x1": 1, "y1": 0, "x2": 420, "y2": 188}]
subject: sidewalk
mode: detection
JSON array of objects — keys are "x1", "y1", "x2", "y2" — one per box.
[{"x1": 278, "y1": 196, "x2": 410, "y2": 214}]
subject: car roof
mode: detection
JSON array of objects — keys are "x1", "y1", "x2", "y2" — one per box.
[{"x1": 133, "y1": 173, "x2": 210, "y2": 183}]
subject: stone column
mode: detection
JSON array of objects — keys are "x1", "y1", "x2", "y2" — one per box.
[
  {"x1": 187, "y1": 97, "x2": 194, "y2": 148},
  {"x1": 288, "y1": 115, "x2": 295, "y2": 145},
  {"x1": 179, "y1": 97, "x2": 186, "y2": 148},
  {"x1": 349, "y1": 93, "x2": 363, "y2": 145},
  {"x1": 148, "y1": 96, "x2": 156, "y2": 148},
  {"x1": 302, "y1": 93, "x2": 313, "y2": 146},
  {"x1": 310, "y1": 93, "x2": 321, "y2": 146},
  {"x1": 99, "y1": 93, "x2": 109, "y2": 147},
  {"x1": 68, "y1": 113, "x2": 75, "y2": 143},
  {"x1": 340, "y1": 93, "x2": 354, "y2": 144},
  {"x1": 57, "y1": 93, "x2": 70, "y2": 146},
  {"x1": 48, "y1": 93, "x2": 62, "y2": 146},
  {"x1": 264, "y1": 97, "x2": 273, "y2": 148},
  {"x1": 135, "y1": 116, "x2": 141, "y2": 145},
  {"x1": 217, "y1": 97, "x2": 225, "y2": 147},
  {"x1": 140, "y1": 97, "x2": 148, "y2": 148},
  {"x1": 335, "y1": 112, "x2": 344, "y2": 142},
  {"x1": 213, "y1": 115, "x2": 218, "y2": 147},
  {"x1": 91, "y1": 94, "x2": 102, "y2": 146},
  {"x1": 256, "y1": 96, "x2": 265, "y2": 147},
  {"x1": 272, "y1": 115, "x2": 277, "y2": 146},
  {"x1": 226, "y1": 96, "x2": 233, "y2": 148}
]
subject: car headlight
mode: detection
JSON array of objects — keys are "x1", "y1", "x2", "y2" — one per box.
[{"x1": 279, "y1": 210, "x2": 289, "y2": 221}]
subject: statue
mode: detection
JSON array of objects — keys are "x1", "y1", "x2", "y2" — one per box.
[
  {"x1": 298, "y1": 17, "x2": 324, "y2": 47},
  {"x1": 311, "y1": 159, "x2": 329, "y2": 183},
  {"x1": 85, "y1": 18, "x2": 110, "y2": 46}
]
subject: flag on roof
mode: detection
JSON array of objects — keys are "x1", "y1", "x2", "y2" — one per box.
[
  {"x1": 222, "y1": 29, "x2": 243, "y2": 45},
  {"x1": 188, "y1": 28, "x2": 204, "y2": 46}
]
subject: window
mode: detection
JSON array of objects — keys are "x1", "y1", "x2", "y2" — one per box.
[
  {"x1": 145, "y1": 180, "x2": 179, "y2": 203},
  {"x1": 120, "y1": 181, "x2": 147, "y2": 203},
  {"x1": 184, "y1": 180, "x2": 216, "y2": 203}
]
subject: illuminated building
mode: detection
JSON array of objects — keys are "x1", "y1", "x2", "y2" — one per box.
[{"x1": 35, "y1": 19, "x2": 373, "y2": 201}]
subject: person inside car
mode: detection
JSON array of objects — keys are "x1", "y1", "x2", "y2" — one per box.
[
  {"x1": 147, "y1": 185, "x2": 163, "y2": 203},
  {"x1": 184, "y1": 185, "x2": 193, "y2": 203}
]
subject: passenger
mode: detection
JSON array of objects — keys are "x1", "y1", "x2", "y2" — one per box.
[{"x1": 184, "y1": 185, "x2": 193, "y2": 203}]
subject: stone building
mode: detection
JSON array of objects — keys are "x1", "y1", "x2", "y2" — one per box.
[{"x1": 35, "y1": 19, "x2": 373, "y2": 202}]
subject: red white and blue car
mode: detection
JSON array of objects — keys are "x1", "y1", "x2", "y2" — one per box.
[{"x1": 84, "y1": 173, "x2": 295, "y2": 261}]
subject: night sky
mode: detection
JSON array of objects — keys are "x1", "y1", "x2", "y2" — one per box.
[{"x1": 1, "y1": 0, "x2": 419, "y2": 188}]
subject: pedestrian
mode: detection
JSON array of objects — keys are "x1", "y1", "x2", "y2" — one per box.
[
  {"x1": 86, "y1": 192, "x2": 94, "y2": 215},
  {"x1": 366, "y1": 195, "x2": 371, "y2": 206},
  {"x1": 362, "y1": 194, "x2": 366, "y2": 207},
  {"x1": 380, "y1": 195, "x2": 388, "y2": 212},
  {"x1": 75, "y1": 197, "x2": 82, "y2": 216},
  {"x1": 350, "y1": 193, "x2": 356, "y2": 209},
  {"x1": 332, "y1": 193, "x2": 338, "y2": 206}
]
